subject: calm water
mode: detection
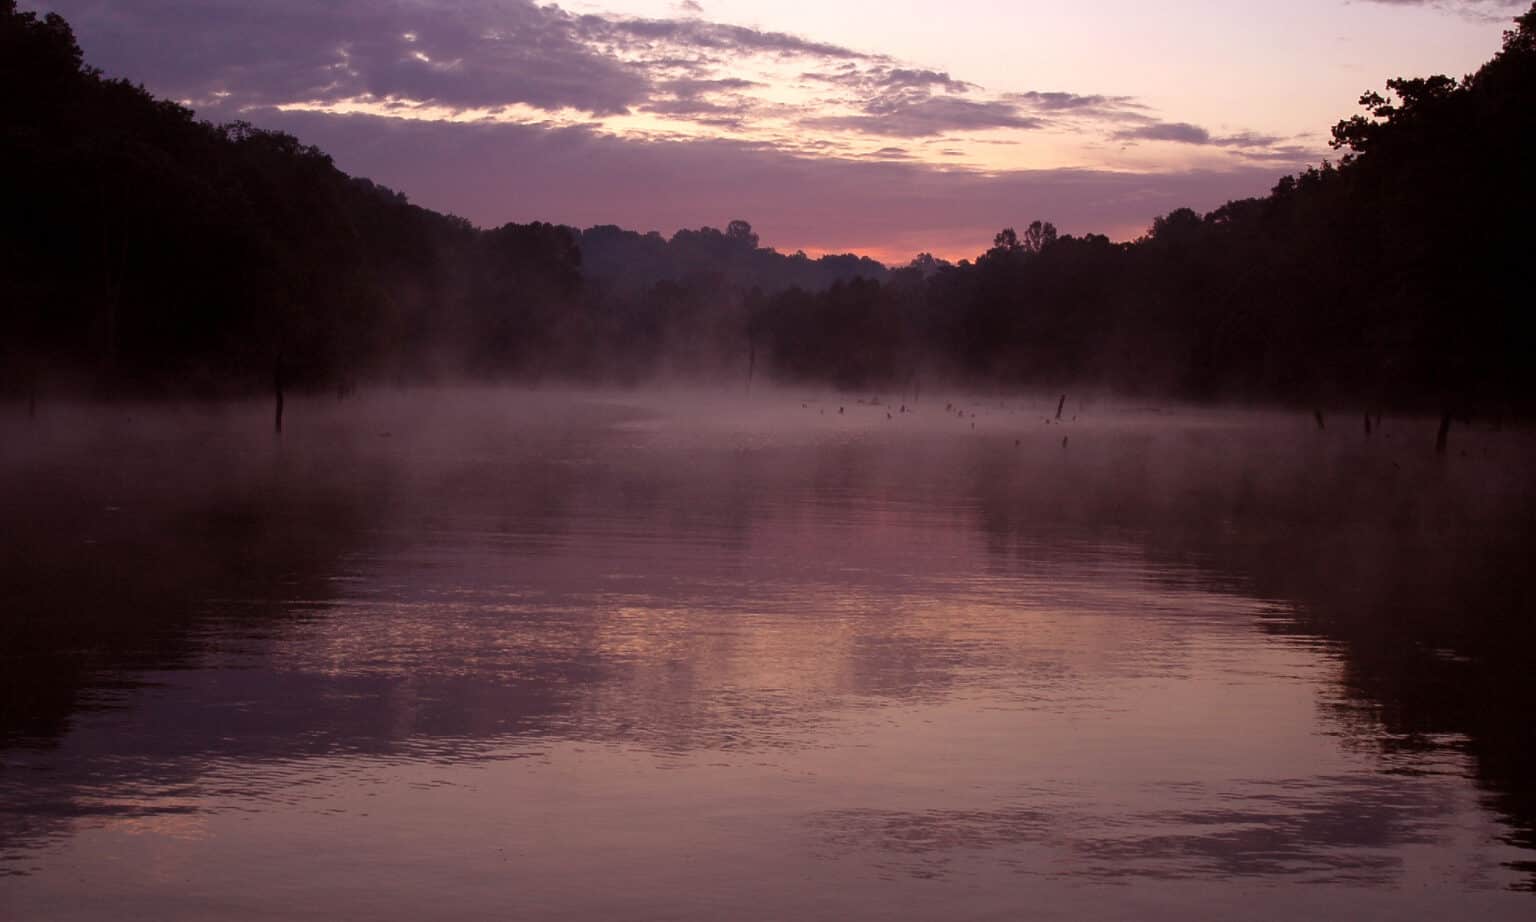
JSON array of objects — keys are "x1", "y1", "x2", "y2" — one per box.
[{"x1": 2, "y1": 390, "x2": 1533, "y2": 920}]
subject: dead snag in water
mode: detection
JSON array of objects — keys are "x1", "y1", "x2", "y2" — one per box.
[
  {"x1": 1313, "y1": 409, "x2": 1326, "y2": 430},
  {"x1": 273, "y1": 361, "x2": 285, "y2": 435},
  {"x1": 1363, "y1": 413, "x2": 1372, "y2": 436},
  {"x1": 1056, "y1": 394, "x2": 1066, "y2": 421},
  {"x1": 1435, "y1": 410, "x2": 1452, "y2": 454}
]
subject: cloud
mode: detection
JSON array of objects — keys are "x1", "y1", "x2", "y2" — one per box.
[
  {"x1": 243, "y1": 107, "x2": 1302, "y2": 261},
  {"x1": 1233, "y1": 144, "x2": 1321, "y2": 162},
  {"x1": 1113, "y1": 121, "x2": 1214, "y2": 144},
  {"x1": 1213, "y1": 131, "x2": 1287, "y2": 148},
  {"x1": 574, "y1": 12, "x2": 868, "y2": 62},
  {"x1": 39, "y1": 0, "x2": 648, "y2": 115},
  {"x1": 806, "y1": 66, "x2": 974, "y2": 94},
  {"x1": 805, "y1": 96, "x2": 1044, "y2": 137},
  {"x1": 1113, "y1": 121, "x2": 1287, "y2": 149},
  {"x1": 1362, "y1": 0, "x2": 1523, "y2": 6},
  {"x1": 641, "y1": 95, "x2": 752, "y2": 123},
  {"x1": 1008, "y1": 90, "x2": 1145, "y2": 116},
  {"x1": 1358, "y1": 0, "x2": 1527, "y2": 22},
  {"x1": 640, "y1": 77, "x2": 769, "y2": 127},
  {"x1": 797, "y1": 67, "x2": 1042, "y2": 139},
  {"x1": 660, "y1": 77, "x2": 763, "y2": 96},
  {"x1": 35, "y1": 0, "x2": 1292, "y2": 170},
  {"x1": 36, "y1": 0, "x2": 867, "y2": 117}
]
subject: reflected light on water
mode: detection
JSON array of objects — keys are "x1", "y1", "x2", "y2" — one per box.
[{"x1": 1, "y1": 389, "x2": 1533, "y2": 918}]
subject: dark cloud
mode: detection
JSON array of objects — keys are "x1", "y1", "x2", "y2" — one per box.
[
  {"x1": 660, "y1": 77, "x2": 763, "y2": 96},
  {"x1": 807, "y1": 97, "x2": 1044, "y2": 137},
  {"x1": 1009, "y1": 90, "x2": 1142, "y2": 113},
  {"x1": 1114, "y1": 121, "x2": 1288, "y2": 149},
  {"x1": 797, "y1": 83, "x2": 1154, "y2": 141},
  {"x1": 38, "y1": 0, "x2": 647, "y2": 114},
  {"x1": 33, "y1": 0, "x2": 866, "y2": 118},
  {"x1": 1234, "y1": 144, "x2": 1322, "y2": 162},
  {"x1": 806, "y1": 66, "x2": 973, "y2": 94},
  {"x1": 1360, "y1": 0, "x2": 1526, "y2": 22},
  {"x1": 1214, "y1": 130, "x2": 1287, "y2": 148},
  {"x1": 880, "y1": 68, "x2": 974, "y2": 93},
  {"x1": 240, "y1": 107, "x2": 1297, "y2": 259},
  {"x1": 1114, "y1": 121, "x2": 1214, "y2": 144},
  {"x1": 1363, "y1": 0, "x2": 1522, "y2": 6},
  {"x1": 575, "y1": 12, "x2": 867, "y2": 61},
  {"x1": 642, "y1": 96, "x2": 751, "y2": 118},
  {"x1": 644, "y1": 77, "x2": 766, "y2": 126}
]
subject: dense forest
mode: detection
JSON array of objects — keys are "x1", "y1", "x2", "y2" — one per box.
[{"x1": 2, "y1": 0, "x2": 1533, "y2": 412}]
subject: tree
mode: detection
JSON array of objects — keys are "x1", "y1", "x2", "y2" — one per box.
[
  {"x1": 1330, "y1": 75, "x2": 1458, "y2": 154},
  {"x1": 725, "y1": 219, "x2": 759, "y2": 249},
  {"x1": 1021, "y1": 220, "x2": 1058, "y2": 254}
]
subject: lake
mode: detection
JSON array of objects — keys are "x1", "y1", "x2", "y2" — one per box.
[{"x1": 2, "y1": 389, "x2": 1532, "y2": 920}]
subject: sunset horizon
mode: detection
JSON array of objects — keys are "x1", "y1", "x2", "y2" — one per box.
[{"x1": 27, "y1": 0, "x2": 1522, "y2": 262}]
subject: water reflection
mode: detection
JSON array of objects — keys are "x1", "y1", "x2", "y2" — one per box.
[
  {"x1": 1, "y1": 391, "x2": 1532, "y2": 917},
  {"x1": 812, "y1": 770, "x2": 1460, "y2": 884}
]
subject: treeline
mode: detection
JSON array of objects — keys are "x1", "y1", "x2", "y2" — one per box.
[
  {"x1": 752, "y1": 6, "x2": 1536, "y2": 410},
  {"x1": 579, "y1": 222, "x2": 886, "y2": 296},
  {"x1": 2, "y1": 0, "x2": 1533, "y2": 410}
]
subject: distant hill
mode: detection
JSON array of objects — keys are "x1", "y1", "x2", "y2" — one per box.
[{"x1": 575, "y1": 222, "x2": 887, "y2": 296}]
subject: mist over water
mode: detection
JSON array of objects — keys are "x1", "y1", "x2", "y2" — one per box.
[{"x1": 2, "y1": 388, "x2": 1533, "y2": 920}]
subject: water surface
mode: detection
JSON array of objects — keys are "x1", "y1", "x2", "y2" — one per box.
[{"x1": 2, "y1": 391, "x2": 1533, "y2": 919}]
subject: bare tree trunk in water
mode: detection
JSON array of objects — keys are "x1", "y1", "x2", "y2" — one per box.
[
  {"x1": 1056, "y1": 394, "x2": 1066, "y2": 421},
  {"x1": 273, "y1": 361, "x2": 285, "y2": 435},
  {"x1": 1435, "y1": 410, "x2": 1452, "y2": 454},
  {"x1": 746, "y1": 341, "x2": 756, "y2": 394},
  {"x1": 1363, "y1": 412, "x2": 1372, "y2": 436},
  {"x1": 1313, "y1": 409, "x2": 1326, "y2": 430}
]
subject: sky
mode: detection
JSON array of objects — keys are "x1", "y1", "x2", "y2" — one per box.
[{"x1": 32, "y1": 0, "x2": 1525, "y2": 263}]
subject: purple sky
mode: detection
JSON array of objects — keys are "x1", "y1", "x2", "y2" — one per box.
[{"x1": 32, "y1": 0, "x2": 1523, "y2": 262}]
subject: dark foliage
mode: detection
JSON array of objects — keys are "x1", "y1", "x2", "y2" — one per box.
[
  {"x1": 576, "y1": 221, "x2": 886, "y2": 296},
  {"x1": 0, "y1": 0, "x2": 577, "y2": 395}
]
